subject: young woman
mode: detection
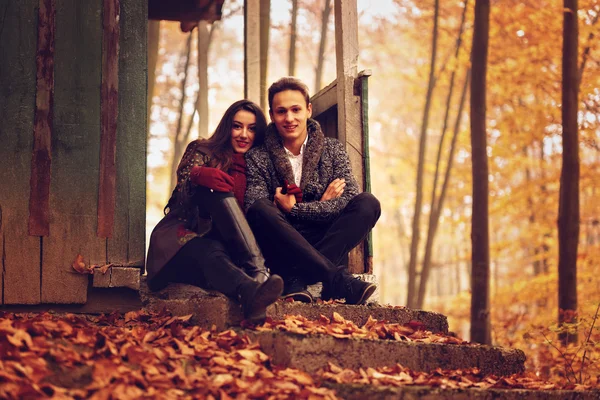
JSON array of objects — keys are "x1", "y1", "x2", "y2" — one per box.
[{"x1": 146, "y1": 100, "x2": 283, "y2": 323}]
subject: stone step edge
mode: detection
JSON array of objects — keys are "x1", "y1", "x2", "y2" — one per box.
[
  {"x1": 323, "y1": 382, "x2": 600, "y2": 400},
  {"x1": 243, "y1": 329, "x2": 525, "y2": 377},
  {"x1": 140, "y1": 282, "x2": 449, "y2": 333}
]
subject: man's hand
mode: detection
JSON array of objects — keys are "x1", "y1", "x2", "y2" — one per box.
[
  {"x1": 320, "y1": 178, "x2": 345, "y2": 201},
  {"x1": 274, "y1": 187, "x2": 297, "y2": 213}
]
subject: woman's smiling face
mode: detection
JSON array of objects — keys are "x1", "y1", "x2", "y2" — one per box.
[{"x1": 230, "y1": 110, "x2": 257, "y2": 154}]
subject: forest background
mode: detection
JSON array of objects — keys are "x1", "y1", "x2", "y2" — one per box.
[{"x1": 147, "y1": 0, "x2": 600, "y2": 382}]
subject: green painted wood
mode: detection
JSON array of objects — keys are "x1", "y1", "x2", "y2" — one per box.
[
  {"x1": 0, "y1": 0, "x2": 42, "y2": 304},
  {"x1": 107, "y1": 0, "x2": 147, "y2": 269},
  {"x1": 42, "y1": 0, "x2": 105, "y2": 303},
  {"x1": 360, "y1": 73, "x2": 374, "y2": 272}
]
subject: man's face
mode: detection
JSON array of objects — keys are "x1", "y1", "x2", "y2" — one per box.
[{"x1": 269, "y1": 90, "x2": 313, "y2": 144}]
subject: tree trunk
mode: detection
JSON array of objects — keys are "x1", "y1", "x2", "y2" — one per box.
[
  {"x1": 469, "y1": 0, "x2": 491, "y2": 345},
  {"x1": 288, "y1": 0, "x2": 298, "y2": 76},
  {"x1": 314, "y1": 0, "x2": 332, "y2": 93},
  {"x1": 418, "y1": 68, "x2": 470, "y2": 308},
  {"x1": 558, "y1": 0, "x2": 579, "y2": 346},
  {"x1": 406, "y1": 0, "x2": 440, "y2": 309},
  {"x1": 170, "y1": 33, "x2": 193, "y2": 191},
  {"x1": 260, "y1": 0, "x2": 270, "y2": 110},
  {"x1": 147, "y1": 20, "x2": 160, "y2": 137},
  {"x1": 416, "y1": 1, "x2": 469, "y2": 308}
]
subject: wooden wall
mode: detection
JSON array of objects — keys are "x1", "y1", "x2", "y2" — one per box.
[{"x1": 0, "y1": 0, "x2": 147, "y2": 305}]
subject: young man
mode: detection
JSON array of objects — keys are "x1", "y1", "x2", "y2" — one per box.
[{"x1": 245, "y1": 77, "x2": 381, "y2": 305}]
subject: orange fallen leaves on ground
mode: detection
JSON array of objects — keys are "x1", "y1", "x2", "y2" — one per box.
[
  {"x1": 0, "y1": 310, "x2": 339, "y2": 400},
  {"x1": 257, "y1": 312, "x2": 468, "y2": 345},
  {"x1": 319, "y1": 362, "x2": 599, "y2": 391}
]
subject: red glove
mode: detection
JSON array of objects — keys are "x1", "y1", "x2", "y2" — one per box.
[
  {"x1": 283, "y1": 180, "x2": 303, "y2": 203},
  {"x1": 190, "y1": 166, "x2": 234, "y2": 192}
]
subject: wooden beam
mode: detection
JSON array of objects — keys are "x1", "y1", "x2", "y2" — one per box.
[
  {"x1": 310, "y1": 78, "x2": 337, "y2": 116},
  {"x1": 334, "y1": 0, "x2": 361, "y2": 156},
  {"x1": 108, "y1": 0, "x2": 147, "y2": 269},
  {"x1": 244, "y1": 0, "x2": 260, "y2": 104},
  {"x1": 43, "y1": 0, "x2": 105, "y2": 304},
  {"x1": 98, "y1": 0, "x2": 120, "y2": 238},
  {"x1": 28, "y1": 0, "x2": 55, "y2": 237},
  {"x1": 334, "y1": 0, "x2": 364, "y2": 274},
  {"x1": 148, "y1": 0, "x2": 224, "y2": 22}
]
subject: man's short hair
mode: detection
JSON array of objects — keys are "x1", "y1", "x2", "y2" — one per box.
[{"x1": 268, "y1": 77, "x2": 310, "y2": 110}]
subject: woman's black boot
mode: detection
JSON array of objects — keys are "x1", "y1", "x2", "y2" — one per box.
[
  {"x1": 238, "y1": 274, "x2": 284, "y2": 323},
  {"x1": 199, "y1": 189, "x2": 270, "y2": 283}
]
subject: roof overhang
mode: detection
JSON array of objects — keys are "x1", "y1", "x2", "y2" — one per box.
[{"x1": 148, "y1": 0, "x2": 226, "y2": 22}]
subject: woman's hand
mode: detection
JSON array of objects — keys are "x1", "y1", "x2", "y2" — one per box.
[
  {"x1": 320, "y1": 178, "x2": 345, "y2": 201},
  {"x1": 190, "y1": 166, "x2": 234, "y2": 192},
  {"x1": 274, "y1": 187, "x2": 297, "y2": 213}
]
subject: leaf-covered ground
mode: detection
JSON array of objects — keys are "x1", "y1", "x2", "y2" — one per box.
[{"x1": 0, "y1": 309, "x2": 597, "y2": 399}]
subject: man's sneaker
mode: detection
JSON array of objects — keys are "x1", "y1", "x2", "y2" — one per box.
[
  {"x1": 281, "y1": 275, "x2": 313, "y2": 303},
  {"x1": 323, "y1": 268, "x2": 376, "y2": 305},
  {"x1": 343, "y1": 276, "x2": 377, "y2": 305}
]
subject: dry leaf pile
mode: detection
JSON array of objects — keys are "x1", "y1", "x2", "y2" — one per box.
[
  {"x1": 0, "y1": 310, "x2": 338, "y2": 399},
  {"x1": 320, "y1": 362, "x2": 596, "y2": 391},
  {"x1": 257, "y1": 313, "x2": 467, "y2": 344}
]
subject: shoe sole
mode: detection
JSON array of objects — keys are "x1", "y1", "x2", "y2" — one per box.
[
  {"x1": 281, "y1": 291, "x2": 313, "y2": 303},
  {"x1": 245, "y1": 275, "x2": 284, "y2": 323},
  {"x1": 355, "y1": 283, "x2": 377, "y2": 305}
]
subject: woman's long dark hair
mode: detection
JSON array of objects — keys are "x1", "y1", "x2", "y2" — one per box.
[{"x1": 164, "y1": 100, "x2": 267, "y2": 226}]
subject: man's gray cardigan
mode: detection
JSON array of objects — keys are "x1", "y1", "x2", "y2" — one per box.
[{"x1": 245, "y1": 119, "x2": 359, "y2": 231}]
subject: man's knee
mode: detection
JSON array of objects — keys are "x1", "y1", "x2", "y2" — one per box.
[{"x1": 351, "y1": 192, "x2": 381, "y2": 222}]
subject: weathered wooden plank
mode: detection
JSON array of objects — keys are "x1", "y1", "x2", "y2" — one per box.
[
  {"x1": 107, "y1": 0, "x2": 147, "y2": 269},
  {"x1": 42, "y1": 0, "x2": 105, "y2": 303},
  {"x1": 334, "y1": 0, "x2": 362, "y2": 187},
  {"x1": 0, "y1": 0, "x2": 42, "y2": 304},
  {"x1": 244, "y1": 0, "x2": 260, "y2": 104},
  {"x1": 334, "y1": 0, "x2": 365, "y2": 274},
  {"x1": 97, "y1": 0, "x2": 120, "y2": 238},
  {"x1": 313, "y1": 105, "x2": 338, "y2": 140},
  {"x1": 28, "y1": 0, "x2": 55, "y2": 237},
  {"x1": 311, "y1": 79, "x2": 337, "y2": 117},
  {"x1": 347, "y1": 144, "x2": 365, "y2": 274}
]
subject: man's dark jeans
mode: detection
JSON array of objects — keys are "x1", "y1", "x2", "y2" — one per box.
[{"x1": 246, "y1": 193, "x2": 381, "y2": 283}]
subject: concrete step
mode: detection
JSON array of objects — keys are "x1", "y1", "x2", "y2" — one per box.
[
  {"x1": 246, "y1": 330, "x2": 525, "y2": 377},
  {"x1": 325, "y1": 383, "x2": 600, "y2": 400},
  {"x1": 140, "y1": 281, "x2": 448, "y2": 333}
]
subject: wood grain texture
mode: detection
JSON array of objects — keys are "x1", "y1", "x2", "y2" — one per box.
[
  {"x1": 107, "y1": 0, "x2": 146, "y2": 268},
  {"x1": 28, "y1": 0, "x2": 55, "y2": 237},
  {"x1": 0, "y1": 0, "x2": 42, "y2": 304},
  {"x1": 97, "y1": 0, "x2": 120, "y2": 238},
  {"x1": 42, "y1": 0, "x2": 105, "y2": 303},
  {"x1": 334, "y1": 0, "x2": 361, "y2": 158}
]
